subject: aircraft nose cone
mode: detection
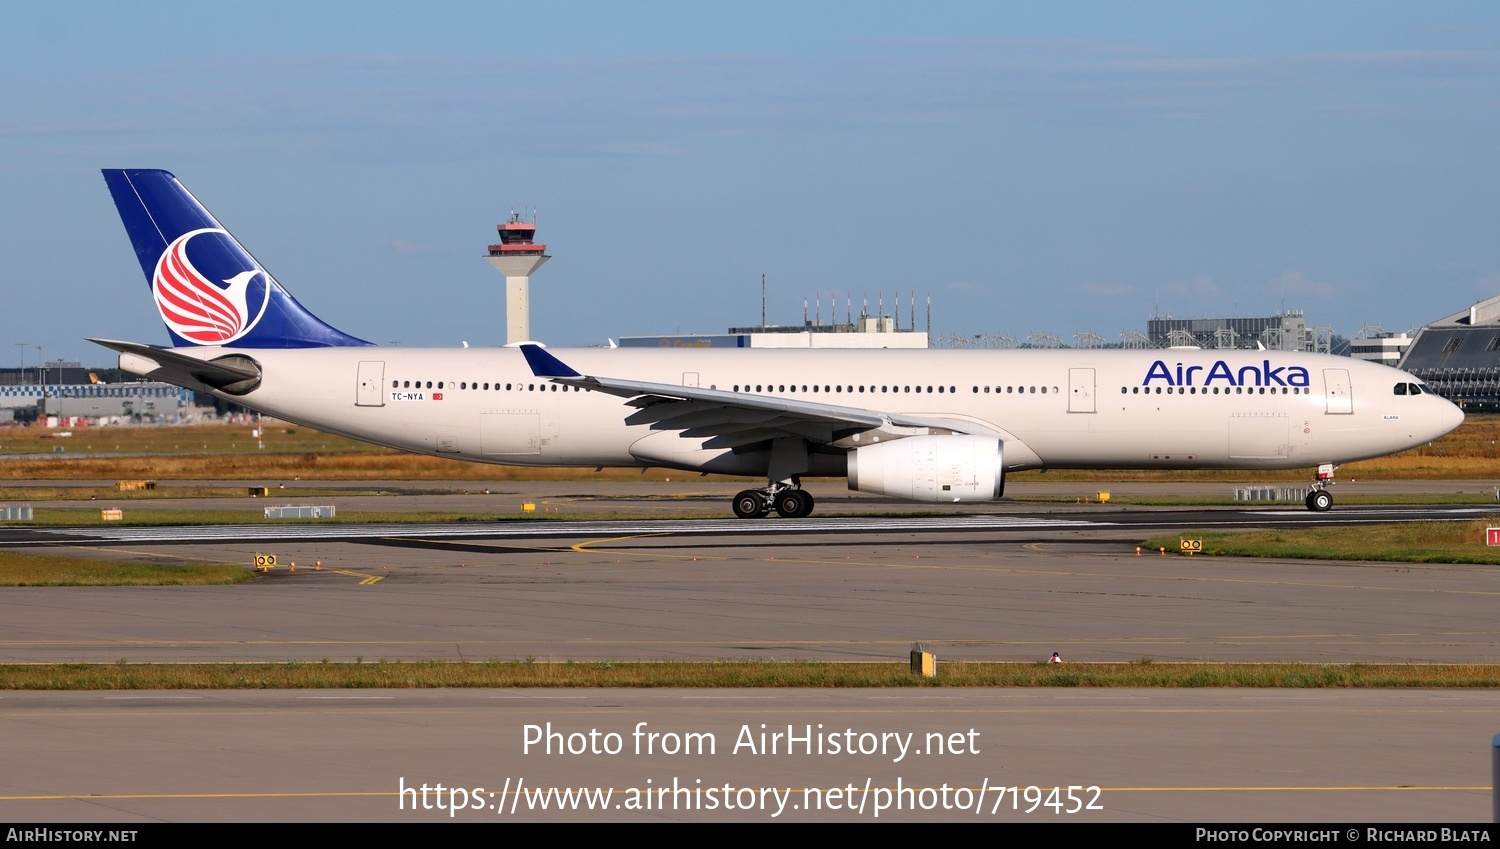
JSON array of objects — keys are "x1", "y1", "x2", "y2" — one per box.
[{"x1": 1441, "y1": 399, "x2": 1465, "y2": 434}]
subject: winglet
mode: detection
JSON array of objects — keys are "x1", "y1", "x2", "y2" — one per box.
[{"x1": 519, "y1": 343, "x2": 582, "y2": 378}]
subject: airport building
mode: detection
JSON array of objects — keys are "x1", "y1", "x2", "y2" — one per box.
[
  {"x1": 1398, "y1": 294, "x2": 1500, "y2": 409},
  {"x1": 1146, "y1": 309, "x2": 1336, "y2": 353},
  {"x1": 484, "y1": 211, "x2": 550, "y2": 344},
  {"x1": 621, "y1": 290, "x2": 930, "y2": 349},
  {"x1": 0, "y1": 367, "x2": 194, "y2": 424},
  {"x1": 620, "y1": 314, "x2": 928, "y2": 349},
  {"x1": 1349, "y1": 329, "x2": 1412, "y2": 367}
]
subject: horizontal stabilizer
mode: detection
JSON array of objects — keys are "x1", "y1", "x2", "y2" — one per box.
[{"x1": 89, "y1": 338, "x2": 262, "y2": 394}]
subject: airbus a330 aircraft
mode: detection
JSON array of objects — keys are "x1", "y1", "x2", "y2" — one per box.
[{"x1": 94, "y1": 169, "x2": 1464, "y2": 518}]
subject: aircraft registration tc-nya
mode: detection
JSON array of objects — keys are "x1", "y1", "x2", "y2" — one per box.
[{"x1": 94, "y1": 169, "x2": 1464, "y2": 518}]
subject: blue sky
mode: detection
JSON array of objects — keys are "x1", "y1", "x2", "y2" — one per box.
[{"x1": 3, "y1": 2, "x2": 1500, "y2": 363}]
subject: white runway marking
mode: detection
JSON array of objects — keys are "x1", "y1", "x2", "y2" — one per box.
[{"x1": 34, "y1": 514, "x2": 1111, "y2": 543}]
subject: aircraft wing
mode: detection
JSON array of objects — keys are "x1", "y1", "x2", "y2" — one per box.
[{"x1": 519, "y1": 344, "x2": 1001, "y2": 450}]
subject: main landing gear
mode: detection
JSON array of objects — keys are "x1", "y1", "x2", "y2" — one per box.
[
  {"x1": 731, "y1": 437, "x2": 817, "y2": 519},
  {"x1": 732, "y1": 485, "x2": 815, "y2": 518},
  {"x1": 1304, "y1": 463, "x2": 1337, "y2": 512}
]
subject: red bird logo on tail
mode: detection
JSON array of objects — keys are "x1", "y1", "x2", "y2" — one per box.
[{"x1": 151, "y1": 228, "x2": 269, "y2": 344}]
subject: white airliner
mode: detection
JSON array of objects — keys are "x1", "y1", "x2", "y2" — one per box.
[{"x1": 94, "y1": 170, "x2": 1464, "y2": 518}]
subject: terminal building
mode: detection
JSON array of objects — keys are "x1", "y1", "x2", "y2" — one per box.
[
  {"x1": 620, "y1": 293, "x2": 930, "y2": 349},
  {"x1": 1140, "y1": 310, "x2": 1344, "y2": 354},
  {"x1": 1349, "y1": 329, "x2": 1412, "y2": 368},
  {"x1": 1398, "y1": 294, "x2": 1500, "y2": 410},
  {"x1": 0, "y1": 367, "x2": 193, "y2": 424},
  {"x1": 1146, "y1": 309, "x2": 1336, "y2": 353},
  {"x1": 619, "y1": 314, "x2": 928, "y2": 349}
]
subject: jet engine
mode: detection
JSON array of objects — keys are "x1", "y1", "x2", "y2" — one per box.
[{"x1": 846, "y1": 434, "x2": 1005, "y2": 502}]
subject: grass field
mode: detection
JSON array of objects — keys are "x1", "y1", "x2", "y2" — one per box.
[
  {"x1": 0, "y1": 551, "x2": 251, "y2": 586},
  {"x1": 0, "y1": 661, "x2": 1494, "y2": 690},
  {"x1": 1144, "y1": 519, "x2": 1500, "y2": 565},
  {"x1": 4, "y1": 415, "x2": 1499, "y2": 481}
]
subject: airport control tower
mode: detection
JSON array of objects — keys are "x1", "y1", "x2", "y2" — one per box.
[{"x1": 485, "y1": 211, "x2": 550, "y2": 344}]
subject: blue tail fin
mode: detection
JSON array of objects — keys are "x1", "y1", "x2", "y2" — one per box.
[{"x1": 102, "y1": 169, "x2": 372, "y2": 348}]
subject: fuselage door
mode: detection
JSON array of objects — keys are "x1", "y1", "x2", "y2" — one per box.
[
  {"x1": 356, "y1": 361, "x2": 385, "y2": 407},
  {"x1": 1068, "y1": 368, "x2": 1096, "y2": 413},
  {"x1": 1323, "y1": 368, "x2": 1353, "y2": 415},
  {"x1": 682, "y1": 372, "x2": 700, "y2": 388}
]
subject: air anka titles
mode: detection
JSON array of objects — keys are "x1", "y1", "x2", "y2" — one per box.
[{"x1": 95, "y1": 170, "x2": 1462, "y2": 518}]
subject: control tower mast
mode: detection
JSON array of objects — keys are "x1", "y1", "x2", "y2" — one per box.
[{"x1": 485, "y1": 211, "x2": 550, "y2": 344}]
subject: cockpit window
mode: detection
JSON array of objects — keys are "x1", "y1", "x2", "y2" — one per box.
[{"x1": 1394, "y1": 383, "x2": 1407, "y2": 396}]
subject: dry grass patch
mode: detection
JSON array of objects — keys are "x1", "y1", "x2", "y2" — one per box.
[
  {"x1": 6, "y1": 416, "x2": 1500, "y2": 482},
  {"x1": 0, "y1": 551, "x2": 251, "y2": 586},
  {"x1": 0, "y1": 661, "x2": 1495, "y2": 690},
  {"x1": 1145, "y1": 519, "x2": 1500, "y2": 564}
]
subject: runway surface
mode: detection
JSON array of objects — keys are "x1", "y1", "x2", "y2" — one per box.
[
  {"x1": 1, "y1": 481, "x2": 1496, "y2": 823},
  {"x1": 1, "y1": 505, "x2": 1496, "y2": 664},
  {"x1": 4, "y1": 502, "x2": 1497, "y2": 547},
  {"x1": 0, "y1": 688, "x2": 1494, "y2": 823}
]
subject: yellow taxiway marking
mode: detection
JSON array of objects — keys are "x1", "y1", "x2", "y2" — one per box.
[
  {"x1": 1103, "y1": 785, "x2": 1488, "y2": 792},
  {"x1": 0, "y1": 785, "x2": 1484, "y2": 803},
  {"x1": 0, "y1": 634, "x2": 1493, "y2": 649},
  {"x1": 332, "y1": 569, "x2": 384, "y2": 585},
  {"x1": 0, "y1": 791, "x2": 389, "y2": 801},
  {"x1": 570, "y1": 533, "x2": 671, "y2": 553}
]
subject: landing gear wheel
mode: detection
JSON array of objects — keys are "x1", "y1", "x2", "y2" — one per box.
[
  {"x1": 733, "y1": 490, "x2": 770, "y2": 519},
  {"x1": 1306, "y1": 490, "x2": 1333, "y2": 512},
  {"x1": 774, "y1": 489, "x2": 815, "y2": 518}
]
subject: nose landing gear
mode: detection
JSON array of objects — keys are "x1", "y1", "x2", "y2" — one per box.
[
  {"x1": 1305, "y1": 488, "x2": 1333, "y2": 512},
  {"x1": 1305, "y1": 463, "x2": 1337, "y2": 512}
]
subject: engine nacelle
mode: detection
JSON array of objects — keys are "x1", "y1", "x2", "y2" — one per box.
[{"x1": 846, "y1": 435, "x2": 1005, "y2": 502}]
